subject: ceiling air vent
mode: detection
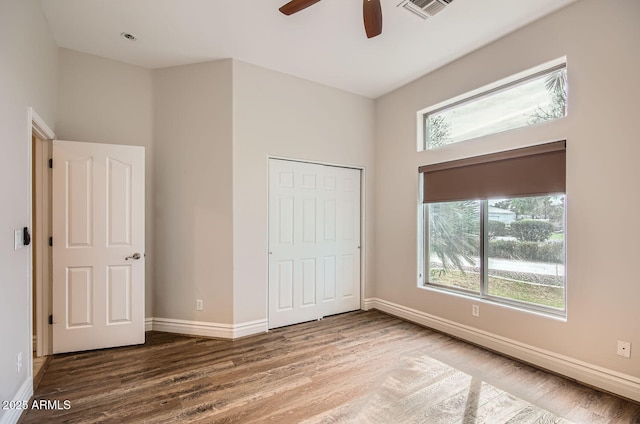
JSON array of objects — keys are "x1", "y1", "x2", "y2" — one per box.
[{"x1": 397, "y1": 0, "x2": 454, "y2": 20}]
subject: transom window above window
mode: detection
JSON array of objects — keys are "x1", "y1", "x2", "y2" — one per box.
[{"x1": 420, "y1": 63, "x2": 567, "y2": 150}]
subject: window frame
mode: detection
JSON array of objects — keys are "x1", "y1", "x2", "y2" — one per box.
[
  {"x1": 419, "y1": 195, "x2": 567, "y2": 318},
  {"x1": 417, "y1": 59, "x2": 567, "y2": 152}
]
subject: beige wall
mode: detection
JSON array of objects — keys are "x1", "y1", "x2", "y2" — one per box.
[
  {"x1": 56, "y1": 48, "x2": 155, "y2": 316},
  {"x1": 53, "y1": 53, "x2": 375, "y2": 329},
  {"x1": 0, "y1": 0, "x2": 58, "y2": 413},
  {"x1": 153, "y1": 60, "x2": 235, "y2": 324},
  {"x1": 231, "y1": 60, "x2": 376, "y2": 324},
  {"x1": 374, "y1": 0, "x2": 640, "y2": 379}
]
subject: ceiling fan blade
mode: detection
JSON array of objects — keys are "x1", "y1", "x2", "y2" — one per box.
[
  {"x1": 363, "y1": 0, "x2": 382, "y2": 38},
  {"x1": 279, "y1": 0, "x2": 322, "y2": 15}
]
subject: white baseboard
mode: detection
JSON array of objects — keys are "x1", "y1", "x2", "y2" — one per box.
[
  {"x1": 145, "y1": 317, "x2": 153, "y2": 332},
  {"x1": 0, "y1": 377, "x2": 33, "y2": 424},
  {"x1": 231, "y1": 319, "x2": 270, "y2": 339},
  {"x1": 363, "y1": 297, "x2": 640, "y2": 403},
  {"x1": 148, "y1": 317, "x2": 268, "y2": 340}
]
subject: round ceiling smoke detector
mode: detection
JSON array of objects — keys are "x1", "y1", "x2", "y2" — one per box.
[{"x1": 120, "y1": 32, "x2": 137, "y2": 41}]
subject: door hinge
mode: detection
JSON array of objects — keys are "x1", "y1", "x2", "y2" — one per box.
[
  {"x1": 48, "y1": 315, "x2": 53, "y2": 325},
  {"x1": 49, "y1": 237, "x2": 53, "y2": 247},
  {"x1": 48, "y1": 158, "x2": 53, "y2": 169}
]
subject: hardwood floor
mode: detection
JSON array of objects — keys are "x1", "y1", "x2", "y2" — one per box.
[
  {"x1": 32, "y1": 353, "x2": 51, "y2": 391},
  {"x1": 19, "y1": 310, "x2": 640, "y2": 423}
]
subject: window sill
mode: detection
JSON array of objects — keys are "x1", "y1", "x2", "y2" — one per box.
[{"x1": 418, "y1": 283, "x2": 567, "y2": 322}]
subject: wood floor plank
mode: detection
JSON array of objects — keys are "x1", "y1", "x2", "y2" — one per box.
[{"x1": 18, "y1": 310, "x2": 640, "y2": 424}]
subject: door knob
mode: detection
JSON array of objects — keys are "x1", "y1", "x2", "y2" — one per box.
[{"x1": 125, "y1": 253, "x2": 141, "y2": 261}]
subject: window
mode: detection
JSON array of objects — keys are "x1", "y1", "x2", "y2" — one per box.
[
  {"x1": 421, "y1": 63, "x2": 567, "y2": 150},
  {"x1": 419, "y1": 142, "x2": 566, "y2": 315}
]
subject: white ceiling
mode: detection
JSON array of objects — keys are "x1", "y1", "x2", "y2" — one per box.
[{"x1": 39, "y1": 0, "x2": 577, "y2": 98}]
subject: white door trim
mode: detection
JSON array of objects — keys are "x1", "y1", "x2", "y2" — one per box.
[
  {"x1": 28, "y1": 107, "x2": 55, "y2": 365},
  {"x1": 266, "y1": 156, "x2": 367, "y2": 328},
  {"x1": 30, "y1": 107, "x2": 55, "y2": 141}
]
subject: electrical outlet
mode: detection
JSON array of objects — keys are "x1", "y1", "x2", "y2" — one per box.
[
  {"x1": 16, "y1": 352, "x2": 22, "y2": 374},
  {"x1": 472, "y1": 305, "x2": 480, "y2": 317},
  {"x1": 196, "y1": 299, "x2": 203, "y2": 311},
  {"x1": 617, "y1": 340, "x2": 631, "y2": 358}
]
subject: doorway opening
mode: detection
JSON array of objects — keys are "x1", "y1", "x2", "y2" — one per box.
[{"x1": 29, "y1": 107, "x2": 56, "y2": 387}]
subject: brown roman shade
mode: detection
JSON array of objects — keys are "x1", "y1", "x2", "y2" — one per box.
[{"x1": 419, "y1": 141, "x2": 566, "y2": 203}]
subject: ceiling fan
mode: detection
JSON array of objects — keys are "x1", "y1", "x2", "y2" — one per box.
[{"x1": 279, "y1": 0, "x2": 383, "y2": 39}]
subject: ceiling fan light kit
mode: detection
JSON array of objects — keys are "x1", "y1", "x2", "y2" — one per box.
[{"x1": 279, "y1": 0, "x2": 383, "y2": 38}]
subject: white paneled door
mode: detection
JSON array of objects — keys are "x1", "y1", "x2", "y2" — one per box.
[
  {"x1": 269, "y1": 159, "x2": 361, "y2": 329},
  {"x1": 52, "y1": 140, "x2": 145, "y2": 354}
]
